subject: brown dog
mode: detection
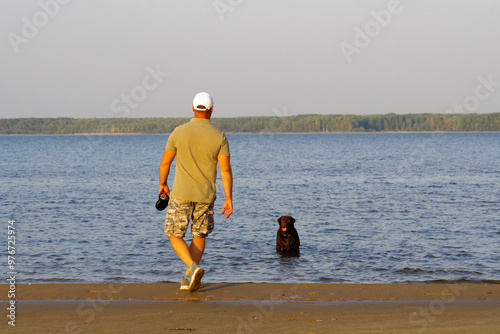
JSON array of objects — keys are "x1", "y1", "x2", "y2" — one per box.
[{"x1": 276, "y1": 216, "x2": 300, "y2": 253}]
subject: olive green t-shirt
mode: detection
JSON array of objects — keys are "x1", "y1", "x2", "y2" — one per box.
[{"x1": 165, "y1": 118, "x2": 230, "y2": 203}]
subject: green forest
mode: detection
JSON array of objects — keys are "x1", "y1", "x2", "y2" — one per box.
[{"x1": 1, "y1": 113, "x2": 499, "y2": 135}]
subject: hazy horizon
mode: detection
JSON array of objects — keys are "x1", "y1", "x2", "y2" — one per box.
[
  {"x1": 1, "y1": 1, "x2": 499, "y2": 119},
  {"x1": 3, "y1": 111, "x2": 500, "y2": 120}
]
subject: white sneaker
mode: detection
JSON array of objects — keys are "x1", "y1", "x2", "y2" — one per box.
[
  {"x1": 180, "y1": 276, "x2": 189, "y2": 291},
  {"x1": 188, "y1": 263, "x2": 204, "y2": 292}
]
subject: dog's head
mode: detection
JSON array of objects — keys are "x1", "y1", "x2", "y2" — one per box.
[{"x1": 277, "y1": 216, "x2": 296, "y2": 233}]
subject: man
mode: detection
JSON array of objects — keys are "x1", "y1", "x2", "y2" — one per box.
[{"x1": 158, "y1": 92, "x2": 233, "y2": 292}]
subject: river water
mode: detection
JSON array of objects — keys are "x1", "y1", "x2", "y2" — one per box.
[{"x1": 1, "y1": 132, "x2": 499, "y2": 284}]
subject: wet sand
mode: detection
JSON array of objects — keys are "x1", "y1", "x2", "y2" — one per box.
[{"x1": 2, "y1": 283, "x2": 499, "y2": 333}]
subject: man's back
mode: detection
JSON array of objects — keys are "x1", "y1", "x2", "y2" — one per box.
[{"x1": 166, "y1": 118, "x2": 229, "y2": 203}]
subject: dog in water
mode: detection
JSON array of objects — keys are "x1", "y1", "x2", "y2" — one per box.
[{"x1": 276, "y1": 216, "x2": 300, "y2": 254}]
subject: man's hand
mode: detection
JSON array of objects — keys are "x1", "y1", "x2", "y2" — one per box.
[
  {"x1": 159, "y1": 184, "x2": 170, "y2": 196},
  {"x1": 221, "y1": 199, "x2": 233, "y2": 219}
]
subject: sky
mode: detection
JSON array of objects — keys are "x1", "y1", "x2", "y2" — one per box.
[{"x1": 1, "y1": 0, "x2": 499, "y2": 119}]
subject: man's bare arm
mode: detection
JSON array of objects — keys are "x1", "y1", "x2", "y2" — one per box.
[
  {"x1": 218, "y1": 155, "x2": 233, "y2": 219},
  {"x1": 159, "y1": 150, "x2": 176, "y2": 196}
]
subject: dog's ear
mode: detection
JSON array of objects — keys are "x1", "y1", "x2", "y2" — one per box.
[
  {"x1": 290, "y1": 217, "x2": 296, "y2": 224},
  {"x1": 277, "y1": 216, "x2": 283, "y2": 224}
]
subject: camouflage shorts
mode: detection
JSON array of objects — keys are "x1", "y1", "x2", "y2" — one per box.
[{"x1": 164, "y1": 198, "x2": 215, "y2": 238}]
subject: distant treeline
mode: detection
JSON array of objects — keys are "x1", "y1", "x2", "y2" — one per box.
[{"x1": 1, "y1": 113, "x2": 500, "y2": 134}]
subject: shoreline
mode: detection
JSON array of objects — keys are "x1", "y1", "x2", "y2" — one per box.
[
  {"x1": 3, "y1": 282, "x2": 499, "y2": 301},
  {"x1": 1, "y1": 130, "x2": 500, "y2": 136},
  {"x1": 2, "y1": 283, "x2": 499, "y2": 334}
]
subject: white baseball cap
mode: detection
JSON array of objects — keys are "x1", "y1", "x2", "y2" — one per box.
[{"x1": 192, "y1": 92, "x2": 214, "y2": 111}]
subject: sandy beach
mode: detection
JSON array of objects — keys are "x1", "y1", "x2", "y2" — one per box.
[{"x1": 2, "y1": 283, "x2": 499, "y2": 333}]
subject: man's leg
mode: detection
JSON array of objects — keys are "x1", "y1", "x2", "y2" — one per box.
[
  {"x1": 185, "y1": 237, "x2": 206, "y2": 275},
  {"x1": 168, "y1": 236, "x2": 206, "y2": 275},
  {"x1": 165, "y1": 199, "x2": 206, "y2": 291},
  {"x1": 186, "y1": 201, "x2": 213, "y2": 275},
  {"x1": 165, "y1": 199, "x2": 196, "y2": 268},
  {"x1": 168, "y1": 236, "x2": 194, "y2": 267}
]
